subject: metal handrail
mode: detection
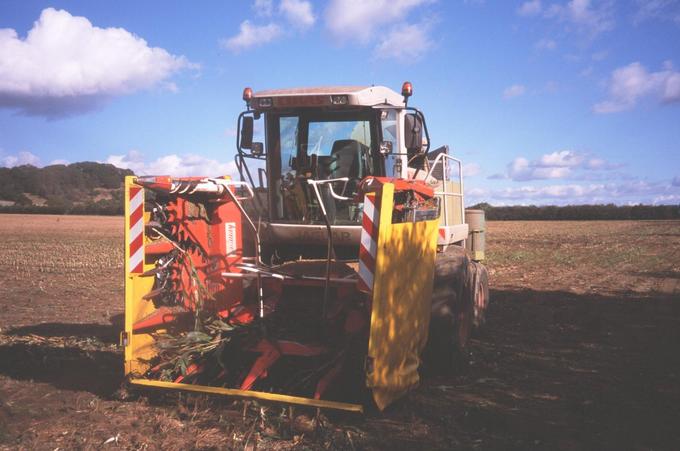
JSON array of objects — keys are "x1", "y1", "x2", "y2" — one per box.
[
  {"x1": 306, "y1": 177, "x2": 350, "y2": 320},
  {"x1": 425, "y1": 150, "x2": 465, "y2": 229}
]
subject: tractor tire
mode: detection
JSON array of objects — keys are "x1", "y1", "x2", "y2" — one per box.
[
  {"x1": 468, "y1": 261, "x2": 490, "y2": 327},
  {"x1": 422, "y1": 245, "x2": 475, "y2": 372}
]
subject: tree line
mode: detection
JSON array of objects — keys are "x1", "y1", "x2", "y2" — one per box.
[
  {"x1": 0, "y1": 162, "x2": 132, "y2": 215},
  {"x1": 1, "y1": 163, "x2": 678, "y2": 219},
  {"x1": 470, "y1": 203, "x2": 680, "y2": 220}
]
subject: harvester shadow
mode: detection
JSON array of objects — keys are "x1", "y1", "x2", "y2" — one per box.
[
  {"x1": 0, "y1": 314, "x2": 124, "y2": 396},
  {"x1": 363, "y1": 287, "x2": 680, "y2": 450},
  {"x1": 0, "y1": 343, "x2": 122, "y2": 397}
]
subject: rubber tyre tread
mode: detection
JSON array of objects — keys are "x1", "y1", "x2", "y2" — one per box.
[
  {"x1": 469, "y1": 261, "x2": 490, "y2": 327},
  {"x1": 423, "y1": 246, "x2": 474, "y2": 372}
]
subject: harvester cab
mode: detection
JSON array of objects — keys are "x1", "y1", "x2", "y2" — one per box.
[
  {"x1": 122, "y1": 83, "x2": 488, "y2": 413},
  {"x1": 236, "y1": 82, "x2": 469, "y2": 261}
]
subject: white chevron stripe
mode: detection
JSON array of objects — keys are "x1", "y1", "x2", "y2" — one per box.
[
  {"x1": 130, "y1": 190, "x2": 143, "y2": 214},
  {"x1": 128, "y1": 217, "x2": 144, "y2": 246},
  {"x1": 358, "y1": 262, "x2": 374, "y2": 288},
  {"x1": 130, "y1": 247, "x2": 143, "y2": 270},
  {"x1": 360, "y1": 228, "x2": 377, "y2": 258}
]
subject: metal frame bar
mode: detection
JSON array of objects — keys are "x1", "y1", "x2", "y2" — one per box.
[
  {"x1": 426, "y1": 150, "x2": 465, "y2": 228},
  {"x1": 306, "y1": 177, "x2": 351, "y2": 319},
  {"x1": 130, "y1": 379, "x2": 363, "y2": 413}
]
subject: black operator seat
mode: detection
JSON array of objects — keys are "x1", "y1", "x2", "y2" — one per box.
[{"x1": 329, "y1": 139, "x2": 367, "y2": 190}]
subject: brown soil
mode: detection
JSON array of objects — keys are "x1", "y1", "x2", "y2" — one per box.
[{"x1": 0, "y1": 215, "x2": 679, "y2": 450}]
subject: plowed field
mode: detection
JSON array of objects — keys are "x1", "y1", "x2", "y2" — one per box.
[{"x1": 1, "y1": 215, "x2": 679, "y2": 450}]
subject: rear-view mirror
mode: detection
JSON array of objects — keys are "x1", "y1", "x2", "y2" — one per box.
[
  {"x1": 240, "y1": 116, "x2": 253, "y2": 150},
  {"x1": 404, "y1": 113, "x2": 423, "y2": 153}
]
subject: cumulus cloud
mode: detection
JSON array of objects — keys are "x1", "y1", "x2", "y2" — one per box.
[
  {"x1": 594, "y1": 61, "x2": 680, "y2": 113},
  {"x1": 503, "y1": 84, "x2": 526, "y2": 99},
  {"x1": 518, "y1": 0, "x2": 614, "y2": 38},
  {"x1": 325, "y1": 0, "x2": 430, "y2": 43},
  {"x1": 467, "y1": 178, "x2": 680, "y2": 205},
  {"x1": 536, "y1": 150, "x2": 584, "y2": 167},
  {"x1": 545, "y1": 0, "x2": 615, "y2": 37},
  {"x1": 222, "y1": 1, "x2": 316, "y2": 52},
  {"x1": 280, "y1": 0, "x2": 316, "y2": 29},
  {"x1": 509, "y1": 157, "x2": 571, "y2": 181},
  {"x1": 495, "y1": 150, "x2": 619, "y2": 181},
  {"x1": 633, "y1": 0, "x2": 680, "y2": 26},
  {"x1": 374, "y1": 22, "x2": 433, "y2": 62},
  {"x1": 1, "y1": 151, "x2": 41, "y2": 167},
  {"x1": 0, "y1": 8, "x2": 194, "y2": 118},
  {"x1": 220, "y1": 21, "x2": 283, "y2": 52},
  {"x1": 105, "y1": 150, "x2": 238, "y2": 178},
  {"x1": 653, "y1": 194, "x2": 680, "y2": 204}
]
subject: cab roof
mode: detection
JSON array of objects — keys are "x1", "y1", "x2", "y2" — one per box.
[{"x1": 251, "y1": 85, "x2": 405, "y2": 109}]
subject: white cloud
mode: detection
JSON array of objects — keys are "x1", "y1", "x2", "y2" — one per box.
[
  {"x1": 535, "y1": 38, "x2": 556, "y2": 50},
  {"x1": 374, "y1": 22, "x2": 433, "y2": 62},
  {"x1": 49, "y1": 159, "x2": 69, "y2": 165},
  {"x1": 325, "y1": 0, "x2": 431, "y2": 43},
  {"x1": 673, "y1": 176, "x2": 680, "y2": 187},
  {"x1": 497, "y1": 183, "x2": 605, "y2": 199},
  {"x1": 253, "y1": 0, "x2": 274, "y2": 16},
  {"x1": 220, "y1": 21, "x2": 283, "y2": 52},
  {"x1": 653, "y1": 194, "x2": 680, "y2": 204},
  {"x1": 537, "y1": 150, "x2": 584, "y2": 167},
  {"x1": 509, "y1": 156, "x2": 571, "y2": 181},
  {"x1": 519, "y1": 0, "x2": 614, "y2": 38},
  {"x1": 497, "y1": 150, "x2": 619, "y2": 181},
  {"x1": 633, "y1": 0, "x2": 680, "y2": 26},
  {"x1": 1, "y1": 151, "x2": 41, "y2": 167},
  {"x1": 280, "y1": 0, "x2": 316, "y2": 29},
  {"x1": 0, "y1": 8, "x2": 194, "y2": 118},
  {"x1": 593, "y1": 61, "x2": 680, "y2": 113},
  {"x1": 105, "y1": 150, "x2": 238, "y2": 178},
  {"x1": 545, "y1": 0, "x2": 615, "y2": 37},
  {"x1": 468, "y1": 178, "x2": 680, "y2": 205},
  {"x1": 518, "y1": 0, "x2": 542, "y2": 16},
  {"x1": 503, "y1": 84, "x2": 526, "y2": 99}
]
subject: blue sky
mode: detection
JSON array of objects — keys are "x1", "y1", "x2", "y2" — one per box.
[{"x1": 1, "y1": 0, "x2": 679, "y2": 205}]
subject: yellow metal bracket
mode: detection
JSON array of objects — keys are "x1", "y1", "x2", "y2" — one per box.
[{"x1": 130, "y1": 379, "x2": 364, "y2": 413}]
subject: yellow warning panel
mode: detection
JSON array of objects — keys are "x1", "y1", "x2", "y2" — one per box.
[
  {"x1": 366, "y1": 183, "x2": 440, "y2": 410},
  {"x1": 124, "y1": 176, "x2": 158, "y2": 376}
]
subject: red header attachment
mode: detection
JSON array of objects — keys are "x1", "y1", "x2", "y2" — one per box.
[{"x1": 355, "y1": 176, "x2": 434, "y2": 201}]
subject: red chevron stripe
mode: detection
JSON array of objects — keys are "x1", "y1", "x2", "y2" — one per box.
[
  {"x1": 131, "y1": 259, "x2": 143, "y2": 274},
  {"x1": 361, "y1": 211, "x2": 379, "y2": 242},
  {"x1": 359, "y1": 246, "x2": 376, "y2": 270},
  {"x1": 130, "y1": 203, "x2": 143, "y2": 228},
  {"x1": 130, "y1": 232, "x2": 143, "y2": 255}
]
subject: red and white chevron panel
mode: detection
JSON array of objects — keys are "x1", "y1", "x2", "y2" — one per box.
[
  {"x1": 128, "y1": 186, "x2": 144, "y2": 274},
  {"x1": 358, "y1": 193, "x2": 380, "y2": 293}
]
